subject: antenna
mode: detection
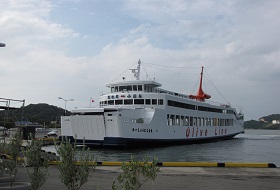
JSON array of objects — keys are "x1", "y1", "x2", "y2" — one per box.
[{"x1": 130, "y1": 59, "x2": 141, "y2": 80}]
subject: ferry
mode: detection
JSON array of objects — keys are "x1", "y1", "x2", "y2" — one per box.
[{"x1": 60, "y1": 60, "x2": 244, "y2": 147}]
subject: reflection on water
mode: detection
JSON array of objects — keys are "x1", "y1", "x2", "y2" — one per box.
[{"x1": 43, "y1": 130, "x2": 280, "y2": 167}]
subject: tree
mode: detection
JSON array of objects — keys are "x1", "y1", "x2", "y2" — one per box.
[
  {"x1": 24, "y1": 136, "x2": 49, "y2": 190},
  {"x1": 5, "y1": 131, "x2": 22, "y2": 179},
  {"x1": 113, "y1": 156, "x2": 160, "y2": 190},
  {"x1": 56, "y1": 138, "x2": 95, "y2": 190},
  {"x1": 0, "y1": 130, "x2": 31, "y2": 189}
]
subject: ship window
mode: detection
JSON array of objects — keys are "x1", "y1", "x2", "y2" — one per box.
[
  {"x1": 124, "y1": 99, "x2": 133, "y2": 105},
  {"x1": 145, "y1": 99, "x2": 151, "y2": 105},
  {"x1": 152, "y1": 99, "x2": 157, "y2": 105},
  {"x1": 133, "y1": 85, "x2": 137, "y2": 91},
  {"x1": 108, "y1": 100, "x2": 114, "y2": 105},
  {"x1": 190, "y1": 117, "x2": 193, "y2": 126},
  {"x1": 185, "y1": 116, "x2": 189, "y2": 126},
  {"x1": 158, "y1": 99, "x2": 164, "y2": 105},
  {"x1": 176, "y1": 115, "x2": 180, "y2": 125},
  {"x1": 167, "y1": 100, "x2": 195, "y2": 110},
  {"x1": 119, "y1": 86, "x2": 132, "y2": 92},
  {"x1": 170, "y1": 115, "x2": 175, "y2": 125},
  {"x1": 214, "y1": 118, "x2": 218, "y2": 126},
  {"x1": 194, "y1": 117, "x2": 197, "y2": 126},
  {"x1": 134, "y1": 99, "x2": 144, "y2": 104},
  {"x1": 127, "y1": 86, "x2": 132, "y2": 91},
  {"x1": 115, "y1": 86, "x2": 119, "y2": 92},
  {"x1": 111, "y1": 87, "x2": 115, "y2": 92},
  {"x1": 167, "y1": 114, "x2": 170, "y2": 125},
  {"x1": 144, "y1": 85, "x2": 153, "y2": 92},
  {"x1": 180, "y1": 116, "x2": 184, "y2": 126},
  {"x1": 198, "y1": 106, "x2": 223, "y2": 113},
  {"x1": 119, "y1": 86, "x2": 125, "y2": 91},
  {"x1": 115, "y1": 100, "x2": 123, "y2": 105},
  {"x1": 101, "y1": 101, "x2": 107, "y2": 105},
  {"x1": 138, "y1": 85, "x2": 143, "y2": 91}
]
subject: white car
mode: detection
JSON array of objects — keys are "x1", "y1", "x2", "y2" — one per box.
[{"x1": 47, "y1": 130, "x2": 58, "y2": 137}]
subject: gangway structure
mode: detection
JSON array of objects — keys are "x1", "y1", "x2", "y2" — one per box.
[{"x1": 0, "y1": 98, "x2": 25, "y2": 138}]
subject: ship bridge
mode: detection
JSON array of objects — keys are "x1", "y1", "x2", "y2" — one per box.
[{"x1": 106, "y1": 80, "x2": 161, "y2": 93}]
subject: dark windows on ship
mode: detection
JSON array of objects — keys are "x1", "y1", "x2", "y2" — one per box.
[
  {"x1": 198, "y1": 106, "x2": 223, "y2": 113},
  {"x1": 167, "y1": 114, "x2": 234, "y2": 127},
  {"x1": 101, "y1": 99, "x2": 164, "y2": 106},
  {"x1": 167, "y1": 100, "x2": 224, "y2": 114},
  {"x1": 152, "y1": 99, "x2": 157, "y2": 105},
  {"x1": 167, "y1": 100, "x2": 195, "y2": 110},
  {"x1": 115, "y1": 100, "x2": 123, "y2": 105},
  {"x1": 144, "y1": 85, "x2": 153, "y2": 92},
  {"x1": 145, "y1": 99, "x2": 151, "y2": 105},
  {"x1": 108, "y1": 100, "x2": 114, "y2": 105},
  {"x1": 111, "y1": 85, "x2": 144, "y2": 92},
  {"x1": 134, "y1": 99, "x2": 144, "y2": 105},
  {"x1": 124, "y1": 99, "x2": 133, "y2": 105}
]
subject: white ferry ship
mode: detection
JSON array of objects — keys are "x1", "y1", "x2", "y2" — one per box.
[{"x1": 60, "y1": 60, "x2": 244, "y2": 147}]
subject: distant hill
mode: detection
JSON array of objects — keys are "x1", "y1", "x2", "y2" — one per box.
[
  {"x1": 244, "y1": 114, "x2": 280, "y2": 129},
  {"x1": 0, "y1": 103, "x2": 69, "y2": 128}
]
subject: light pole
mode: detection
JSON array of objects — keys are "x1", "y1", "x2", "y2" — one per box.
[
  {"x1": 58, "y1": 97, "x2": 74, "y2": 116},
  {"x1": 0, "y1": 43, "x2": 6, "y2": 47}
]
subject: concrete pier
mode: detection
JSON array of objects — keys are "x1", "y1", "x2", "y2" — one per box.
[{"x1": 16, "y1": 165, "x2": 280, "y2": 190}]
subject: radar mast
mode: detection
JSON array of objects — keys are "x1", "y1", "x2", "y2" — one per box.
[{"x1": 130, "y1": 59, "x2": 141, "y2": 80}]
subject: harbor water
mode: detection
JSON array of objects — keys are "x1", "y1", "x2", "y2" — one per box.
[{"x1": 43, "y1": 130, "x2": 280, "y2": 167}]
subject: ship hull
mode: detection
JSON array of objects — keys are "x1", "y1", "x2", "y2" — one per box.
[
  {"x1": 60, "y1": 107, "x2": 244, "y2": 148},
  {"x1": 59, "y1": 132, "x2": 242, "y2": 148}
]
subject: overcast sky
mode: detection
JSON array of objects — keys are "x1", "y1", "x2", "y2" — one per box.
[{"x1": 0, "y1": 0, "x2": 279, "y2": 120}]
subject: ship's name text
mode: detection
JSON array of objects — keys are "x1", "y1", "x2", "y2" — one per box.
[
  {"x1": 215, "y1": 127, "x2": 227, "y2": 135},
  {"x1": 132, "y1": 128, "x2": 153, "y2": 133},
  {"x1": 186, "y1": 127, "x2": 227, "y2": 138},
  {"x1": 186, "y1": 127, "x2": 208, "y2": 138}
]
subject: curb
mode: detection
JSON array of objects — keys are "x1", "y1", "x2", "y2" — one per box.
[{"x1": 48, "y1": 161, "x2": 277, "y2": 168}]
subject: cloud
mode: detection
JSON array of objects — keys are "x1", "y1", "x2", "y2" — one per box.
[{"x1": 0, "y1": 0, "x2": 279, "y2": 120}]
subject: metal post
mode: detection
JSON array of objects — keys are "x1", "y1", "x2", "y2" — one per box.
[{"x1": 58, "y1": 97, "x2": 74, "y2": 116}]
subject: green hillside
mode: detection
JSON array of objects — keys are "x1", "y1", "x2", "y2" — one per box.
[
  {"x1": 244, "y1": 114, "x2": 280, "y2": 129},
  {"x1": 0, "y1": 103, "x2": 68, "y2": 128}
]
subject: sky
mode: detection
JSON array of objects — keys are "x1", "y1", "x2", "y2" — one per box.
[{"x1": 0, "y1": 0, "x2": 279, "y2": 121}]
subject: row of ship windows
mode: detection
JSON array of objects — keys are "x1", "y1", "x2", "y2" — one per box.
[
  {"x1": 100, "y1": 99, "x2": 164, "y2": 106},
  {"x1": 111, "y1": 85, "x2": 155, "y2": 92},
  {"x1": 111, "y1": 85, "x2": 143, "y2": 92},
  {"x1": 167, "y1": 114, "x2": 234, "y2": 127},
  {"x1": 168, "y1": 100, "x2": 235, "y2": 114}
]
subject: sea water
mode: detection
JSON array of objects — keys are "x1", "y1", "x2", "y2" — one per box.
[{"x1": 42, "y1": 130, "x2": 280, "y2": 167}]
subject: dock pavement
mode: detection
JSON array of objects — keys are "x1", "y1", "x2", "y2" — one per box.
[{"x1": 16, "y1": 165, "x2": 280, "y2": 190}]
